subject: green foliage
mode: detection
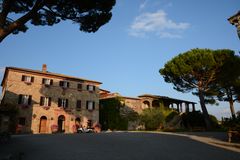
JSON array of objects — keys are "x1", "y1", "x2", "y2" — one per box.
[
  {"x1": 182, "y1": 111, "x2": 205, "y2": 128},
  {"x1": 140, "y1": 108, "x2": 167, "y2": 130},
  {"x1": 99, "y1": 97, "x2": 128, "y2": 130},
  {"x1": 181, "y1": 111, "x2": 219, "y2": 129},
  {"x1": 222, "y1": 111, "x2": 240, "y2": 131},
  {"x1": 0, "y1": 103, "x2": 19, "y2": 115},
  {"x1": 0, "y1": 0, "x2": 116, "y2": 42},
  {"x1": 209, "y1": 115, "x2": 219, "y2": 129},
  {"x1": 160, "y1": 49, "x2": 225, "y2": 93},
  {"x1": 165, "y1": 111, "x2": 179, "y2": 123}
]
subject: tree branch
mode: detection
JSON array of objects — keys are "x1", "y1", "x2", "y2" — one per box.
[
  {"x1": 0, "y1": 0, "x2": 45, "y2": 42},
  {"x1": 0, "y1": 0, "x2": 13, "y2": 27}
]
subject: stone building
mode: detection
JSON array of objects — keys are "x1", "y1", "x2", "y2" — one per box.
[
  {"x1": 0, "y1": 65, "x2": 101, "y2": 134},
  {"x1": 99, "y1": 90, "x2": 196, "y2": 130},
  {"x1": 100, "y1": 91, "x2": 196, "y2": 114}
]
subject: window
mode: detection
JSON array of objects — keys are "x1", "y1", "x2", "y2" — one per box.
[
  {"x1": 86, "y1": 101, "x2": 95, "y2": 110},
  {"x1": 77, "y1": 84, "x2": 82, "y2": 90},
  {"x1": 58, "y1": 98, "x2": 68, "y2": 108},
  {"x1": 42, "y1": 78, "x2": 53, "y2": 85},
  {"x1": 76, "y1": 100, "x2": 81, "y2": 110},
  {"x1": 59, "y1": 81, "x2": 69, "y2": 88},
  {"x1": 40, "y1": 97, "x2": 51, "y2": 106},
  {"x1": 18, "y1": 94, "x2": 32, "y2": 105},
  {"x1": 22, "y1": 75, "x2": 34, "y2": 83},
  {"x1": 87, "y1": 85, "x2": 95, "y2": 91},
  {"x1": 19, "y1": 117, "x2": 26, "y2": 125}
]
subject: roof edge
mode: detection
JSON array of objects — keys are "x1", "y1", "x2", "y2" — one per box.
[{"x1": 5, "y1": 67, "x2": 102, "y2": 84}]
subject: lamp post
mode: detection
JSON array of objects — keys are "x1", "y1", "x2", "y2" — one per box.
[{"x1": 228, "y1": 11, "x2": 240, "y2": 39}]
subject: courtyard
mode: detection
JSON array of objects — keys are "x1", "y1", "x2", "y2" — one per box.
[{"x1": 0, "y1": 132, "x2": 239, "y2": 160}]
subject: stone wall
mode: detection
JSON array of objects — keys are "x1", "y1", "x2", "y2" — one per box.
[{"x1": 2, "y1": 69, "x2": 100, "y2": 134}]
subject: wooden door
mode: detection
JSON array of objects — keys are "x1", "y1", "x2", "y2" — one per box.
[{"x1": 39, "y1": 117, "x2": 47, "y2": 133}]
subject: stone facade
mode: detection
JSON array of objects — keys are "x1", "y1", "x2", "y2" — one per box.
[
  {"x1": 0, "y1": 65, "x2": 101, "y2": 134},
  {"x1": 99, "y1": 91, "x2": 197, "y2": 130}
]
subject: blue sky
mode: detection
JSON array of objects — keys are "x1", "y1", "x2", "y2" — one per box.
[{"x1": 0, "y1": 0, "x2": 240, "y2": 119}]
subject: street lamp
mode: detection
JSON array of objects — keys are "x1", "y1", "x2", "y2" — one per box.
[{"x1": 228, "y1": 11, "x2": 240, "y2": 39}]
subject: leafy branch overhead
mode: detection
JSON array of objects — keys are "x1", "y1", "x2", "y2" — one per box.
[{"x1": 0, "y1": 0, "x2": 116, "y2": 42}]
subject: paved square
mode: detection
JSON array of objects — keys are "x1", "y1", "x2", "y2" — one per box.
[{"x1": 0, "y1": 132, "x2": 239, "y2": 160}]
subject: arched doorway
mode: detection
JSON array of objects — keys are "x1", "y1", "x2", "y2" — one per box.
[
  {"x1": 142, "y1": 101, "x2": 150, "y2": 109},
  {"x1": 39, "y1": 116, "x2": 47, "y2": 133},
  {"x1": 58, "y1": 115, "x2": 65, "y2": 133},
  {"x1": 152, "y1": 100, "x2": 160, "y2": 108},
  {"x1": 75, "y1": 117, "x2": 81, "y2": 130}
]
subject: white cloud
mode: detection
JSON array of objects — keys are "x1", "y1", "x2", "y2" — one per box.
[
  {"x1": 139, "y1": 0, "x2": 148, "y2": 11},
  {"x1": 129, "y1": 10, "x2": 190, "y2": 38}
]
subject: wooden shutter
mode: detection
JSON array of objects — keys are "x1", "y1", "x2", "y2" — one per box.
[
  {"x1": 59, "y1": 81, "x2": 63, "y2": 86},
  {"x1": 87, "y1": 85, "x2": 89, "y2": 90},
  {"x1": 66, "y1": 99, "x2": 68, "y2": 108},
  {"x1": 58, "y1": 98, "x2": 61, "y2": 107},
  {"x1": 93, "y1": 101, "x2": 95, "y2": 110},
  {"x1": 48, "y1": 97, "x2": 51, "y2": 106},
  {"x1": 31, "y1": 77, "x2": 34, "y2": 82},
  {"x1": 78, "y1": 84, "x2": 82, "y2": 90},
  {"x1": 18, "y1": 94, "x2": 22, "y2": 104},
  {"x1": 28, "y1": 95, "x2": 32, "y2": 105},
  {"x1": 40, "y1": 96, "x2": 44, "y2": 106},
  {"x1": 86, "y1": 101, "x2": 89, "y2": 109},
  {"x1": 42, "y1": 78, "x2": 45, "y2": 84},
  {"x1": 50, "y1": 79, "x2": 53, "y2": 85},
  {"x1": 67, "y1": 82, "x2": 70, "y2": 88},
  {"x1": 76, "y1": 100, "x2": 81, "y2": 109},
  {"x1": 21, "y1": 75, "x2": 25, "y2": 81},
  {"x1": 93, "y1": 86, "x2": 96, "y2": 91}
]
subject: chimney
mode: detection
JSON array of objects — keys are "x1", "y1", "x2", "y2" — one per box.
[{"x1": 42, "y1": 64, "x2": 47, "y2": 72}]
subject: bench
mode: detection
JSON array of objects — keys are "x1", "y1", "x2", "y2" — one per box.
[{"x1": 228, "y1": 130, "x2": 240, "y2": 143}]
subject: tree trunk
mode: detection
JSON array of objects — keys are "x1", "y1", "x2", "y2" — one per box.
[
  {"x1": 198, "y1": 90, "x2": 212, "y2": 130},
  {"x1": 0, "y1": 0, "x2": 44, "y2": 43},
  {"x1": 0, "y1": 28, "x2": 11, "y2": 42},
  {"x1": 229, "y1": 99, "x2": 236, "y2": 119}
]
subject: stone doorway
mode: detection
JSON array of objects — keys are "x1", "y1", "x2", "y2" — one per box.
[
  {"x1": 39, "y1": 116, "x2": 47, "y2": 133},
  {"x1": 58, "y1": 115, "x2": 65, "y2": 133},
  {"x1": 75, "y1": 117, "x2": 81, "y2": 130}
]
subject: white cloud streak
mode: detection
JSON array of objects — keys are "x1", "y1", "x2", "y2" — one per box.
[
  {"x1": 129, "y1": 10, "x2": 190, "y2": 38},
  {"x1": 139, "y1": 0, "x2": 148, "y2": 11}
]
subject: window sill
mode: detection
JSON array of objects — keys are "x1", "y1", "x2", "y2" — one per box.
[
  {"x1": 43, "y1": 106, "x2": 50, "y2": 110},
  {"x1": 44, "y1": 84, "x2": 51, "y2": 87},
  {"x1": 24, "y1": 82, "x2": 32, "y2": 85},
  {"x1": 87, "y1": 109, "x2": 94, "y2": 112}
]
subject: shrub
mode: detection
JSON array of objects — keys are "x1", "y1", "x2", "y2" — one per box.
[
  {"x1": 182, "y1": 111, "x2": 220, "y2": 130},
  {"x1": 165, "y1": 111, "x2": 179, "y2": 123},
  {"x1": 140, "y1": 108, "x2": 165, "y2": 130},
  {"x1": 182, "y1": 111, "x2": 205, "y2": 128}
]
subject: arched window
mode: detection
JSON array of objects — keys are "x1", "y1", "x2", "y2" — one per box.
[
  {"x1": 142, "y1": 101, "x2": 150, "y2": 109},
  {"x1": 152, "y1": 100, "x2": 160, "y2": 108}
]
